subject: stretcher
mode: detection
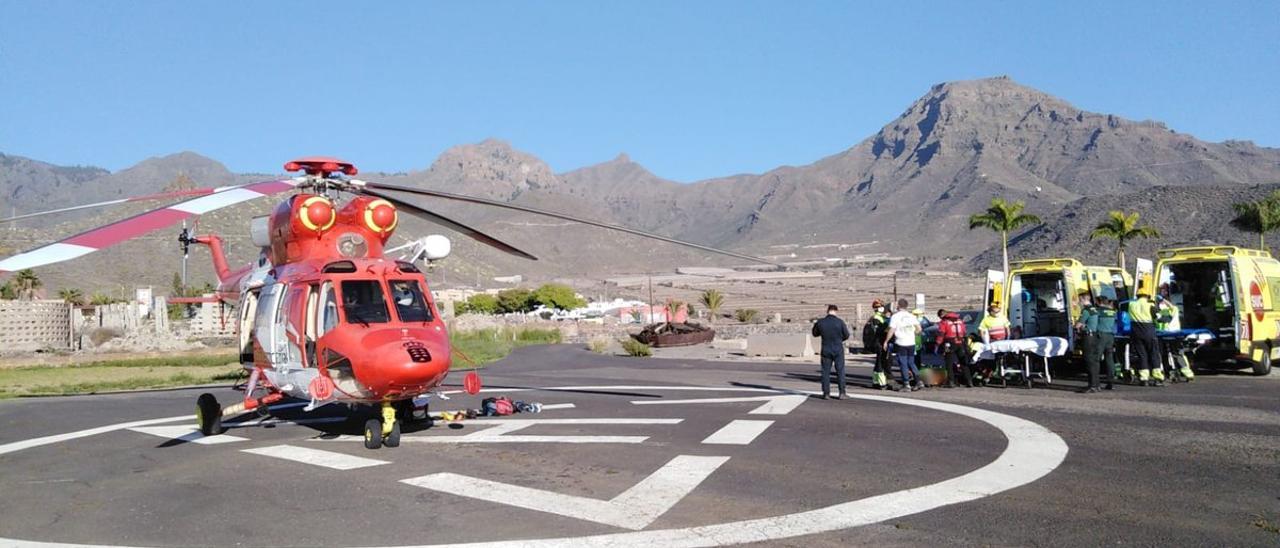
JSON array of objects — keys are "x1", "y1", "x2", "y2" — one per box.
[
  {"x1": 971, "y1": 336, "x2": 1070, "y2": 388},
  {"x1": 1116, "y1": 329, "x2": 1213, "y2": 382}
]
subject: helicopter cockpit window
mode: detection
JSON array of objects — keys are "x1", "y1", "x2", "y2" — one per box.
[
  {"x1": 389, "y1": 279, "x2": 433, "y2": 323},
  {"x1": 340, "y1": 280, "x2": 390, "y2": 325},
  {"x1": 319, "y1": 282, "x2": 338, "y2": 336}
]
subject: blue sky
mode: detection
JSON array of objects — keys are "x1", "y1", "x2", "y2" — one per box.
[{"x1": 1, "y1": 1, "x2": 1276, "y2": 182}]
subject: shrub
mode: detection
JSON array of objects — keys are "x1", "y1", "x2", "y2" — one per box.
[
  {"x1": 89, "y1": 328, "x2": 123, "y2": 347},
  {"x1": 621, "y1": 338, "x2": 652, "y2": 357},
  {"x1": 511, "y1": 327, "x2": 561, "y2": 344},
  {"x1": 587, "y1": 337, "x2": 611, "y2": 354},
  {"x1": 734, "y1": 308, "x2": 760, "y2": 323}
]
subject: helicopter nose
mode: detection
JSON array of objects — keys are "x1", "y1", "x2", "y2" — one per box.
[{"x1": 357, "y1": 337, "x2": 451, "y2": 397}]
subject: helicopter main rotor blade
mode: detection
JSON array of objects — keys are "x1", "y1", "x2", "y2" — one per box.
[
  {"x1": 362, "y1": 189, "x2": 539, "y2": 261},
  {"x1": 0, "y1": 179, "x2": 298, "y2": 274},
  {"x1": 359, "y1": 181, "x2": 779, "y2": 266},
  {"x1": 1, "y1": 185, "x2": 265, "y2": 225}
]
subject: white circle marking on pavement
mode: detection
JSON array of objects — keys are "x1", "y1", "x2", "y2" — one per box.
[{"x1": 0, "y1": 386, "x2": 1069, "y2": 547}]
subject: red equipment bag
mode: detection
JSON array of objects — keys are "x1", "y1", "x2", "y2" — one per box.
[{"x1": 494, "y1": 397, "x2": 515, "y2": 416}]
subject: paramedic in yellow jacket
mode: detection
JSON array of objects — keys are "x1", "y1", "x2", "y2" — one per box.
[
  {"x1": 979, "y1": 304, "x2": 1011, "y2": 343},
  {"x1": 1129, "y1": 293, "x2": 1165, "y2": 386}
]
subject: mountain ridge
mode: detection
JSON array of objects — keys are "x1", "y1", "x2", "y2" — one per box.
[{"x1": 4, "y1": 76, "x2": 1280, "y2": 294}]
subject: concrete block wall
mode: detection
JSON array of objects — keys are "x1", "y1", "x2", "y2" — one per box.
[{"x1": 0, "y1": 299, "x2": 73, "y2": 351}]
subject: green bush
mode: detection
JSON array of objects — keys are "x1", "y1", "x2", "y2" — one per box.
[
  {"x1": 621, "y1": 338, "x2": 652, "y2": 357},
  {"x1": 734, "y1": 308, "x2": 760, "y2": 323},
  {"x1": 458, "y1": 293, "x2": 500, "y2": 315},
  {"x1": 512, "y1": 327, "x2": 561, "y2": 344}
]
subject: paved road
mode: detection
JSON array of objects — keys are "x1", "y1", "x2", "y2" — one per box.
[{"x1": 0, "y1": 345, "x2": 1276, "y2": 547}]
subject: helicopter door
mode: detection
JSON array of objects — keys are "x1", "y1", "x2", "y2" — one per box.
[
  {"x1": 238, "y1": 290, "x2": 260, "y2": 365},
  {"x1": 281, "y1": 284, "x2": 309, "y2": 368},
  {"x1": 253, "y1": 282, "x2": 286, "y2": 367},
  {"x1": 303, "y1": 284, "x2": 319, "y2": 366}
]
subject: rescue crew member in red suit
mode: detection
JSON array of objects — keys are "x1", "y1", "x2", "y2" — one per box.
[{"x1": 936, "y1": 309, "x2": 974, "y2": 387}]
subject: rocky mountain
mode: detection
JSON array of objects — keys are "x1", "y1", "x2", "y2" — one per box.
[
  {"x1": 559, "y1": 76, "x2": 1280, "y2": 256},
  {"x1": 4, "y1": 76, "x2": 1280, "y2": 294},
  {"x1": 1, "y1": 153, "x2": 108, "y2": 218}
]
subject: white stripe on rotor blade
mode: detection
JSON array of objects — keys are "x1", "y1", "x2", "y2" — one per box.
[
  {"x1": 241, "y1": 444, "x2": 389, "y2": 470},
  {"x1": 701, "y1": 420, "x2": 774, "y2": 445},
  {"x1": 127, "y1": 425, "x2": 247, "y2": 445},
  {"x1": 166, "y1": 187, "x2": 266, "y2": 215},
  {"x1": 0, "y1": 242, "x2": 97, "y2": 272}
]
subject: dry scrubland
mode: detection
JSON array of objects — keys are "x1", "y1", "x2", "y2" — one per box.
[{"x1": 588, "y1": 267, "x2": 984, "y2": 325}]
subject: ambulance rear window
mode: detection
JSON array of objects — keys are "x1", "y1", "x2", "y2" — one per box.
[{"x1": 340, "y1": 280, "x2": 390, "y2": 324}]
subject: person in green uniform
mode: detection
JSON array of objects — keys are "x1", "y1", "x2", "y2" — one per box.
[
  {"x1": 1074, "y1": 292, "x2": 1102, "y2": 393},
  {"x1": 1094, "y1": 297, "x2": 1118, "y2": 390}
]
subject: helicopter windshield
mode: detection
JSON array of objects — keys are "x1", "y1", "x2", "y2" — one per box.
[
  {"x1": 389, "y1": 279, "x2": 433, "y2": 323},
  {"x1": 340, "y1": 280, "x2": 390, "y2": 325}
]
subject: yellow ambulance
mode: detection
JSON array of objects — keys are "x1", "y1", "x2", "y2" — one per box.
[
  {"x1": 1143, "y1": 245, "x2": 1280, "y2": 375},
  {"x1": 983, "y1": 258, "x2": 1132, "y2": 352}
]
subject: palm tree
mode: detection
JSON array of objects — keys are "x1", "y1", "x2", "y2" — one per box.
[
  {"x1": 699, "y1": 289, "x2": 724, "y2": 324},
  {"x1": 13, "y1": 269, "x2": 42, "y2": 300},
  {"x1": 1230, "y1": 191, "x2": 1280, "y2": 250},
  {"x1": 968, "y1": 198, "x2": 1042, "y2": 278},
  {"x1": 1089, "y1": 210, "x2": 1161, "y2": 271},
  {"x1": 665, "y1": 299, "x2": 685, "y2": 323},
  {"x1": 57, "y1": 288, "x2": 85, "y2": 306}
]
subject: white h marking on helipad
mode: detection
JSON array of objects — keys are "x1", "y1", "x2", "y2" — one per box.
[
  {"x1": 314, "y1": 418, "x2": 682, "y2": 444},
  {"x1": 242, "y1": 445, "x2": 389, "y2": 470},
  {"x1": 701, "y1": 420, "x2": 774, "y2": 445},
  {"x1": 630, "y1": 395, "x2": 807, "y2": 415},
  {"x1": 401, "y1": 455, "x2": 729, "y2": 530},
  {"x1": 127, "y1": 425, "x2": 248, "y2": 445}
]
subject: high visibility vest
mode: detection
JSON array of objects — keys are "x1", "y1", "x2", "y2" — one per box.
[
  {"x1": 1129, "y1": 298, "x2": 1155, "y2": 324},
  {"x1": 1158, "y1": 303, "x2": 1181, "y2": 331},
  {"x1": 1213, "y1": 285, "x2": 1228, "y2": 311}
]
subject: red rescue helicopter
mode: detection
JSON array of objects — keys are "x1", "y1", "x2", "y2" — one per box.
[{"x1": 0, "y1": 156, "x2": 771, "y2": 449}]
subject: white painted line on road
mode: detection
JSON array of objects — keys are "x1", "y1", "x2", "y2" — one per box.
[
  {"x1": 540, "y1": 403, "x2": 576, "y2": 410},
  {"x1": 631, "y1": 395, "x2": 807, "y2": 415},
  {"x1": 0, "y1": 414, "x2": 191, "y2": 457},
  {"x1": 401, "y1": 455, "x2": 730, "y2": 530},
  {"x1": 746, "y1": 395, "x2": 807, "y2": 415},
  {"x1": 701, "y1": 420, "x2": 774, "y2": 445},
  {"x1": 127, "y1": 425, "x2": 248, "y2": 445},
  {"x1": 312, "y1": 418, "x2": 682, "y2": 445},
  {"x1": 0, "y1": 385, "x2": 1069, "y2": 548},
  {"x1": 241, "y1": 444, "x2": 389, "y2": 470}
]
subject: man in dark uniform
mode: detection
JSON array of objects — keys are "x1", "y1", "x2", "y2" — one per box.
[
  {"x1": 812, "y1": 304, "x2": 851, "y2": 399},
  {"x1": 1075, "y1": 292, "x2": 1102, "y2": 393},
  {"x1": 1095, "y1": 296, "x2": 1118, "y2": 390}
]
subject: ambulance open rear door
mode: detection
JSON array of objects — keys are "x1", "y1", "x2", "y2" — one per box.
[{"x1": 984, "y1": 270, "x2": 1005, "y2": 320}]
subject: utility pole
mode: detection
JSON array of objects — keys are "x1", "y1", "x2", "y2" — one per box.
[
  {"x1": 892, "y1": 272, "x2": 898, "y2": 307},
  {"x1": 180, "y1": 220, "x2": 188, "y2": 293},
  {"x1": 647, "y1": 273, "x2": 655, "y2": 324}
]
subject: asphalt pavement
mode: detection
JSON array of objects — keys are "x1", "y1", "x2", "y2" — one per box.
[{"x1": 0, "y1": 345, "x2": 1276, "y2": 547}]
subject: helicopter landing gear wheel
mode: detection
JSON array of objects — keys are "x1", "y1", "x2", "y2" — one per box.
[
  {"x1": 384, "y1": 421, "x2": 402, "y2": 448},
  {"x1": 196, "y1": 393, "x2": 222, "y2": 436},
  {"x1": 363, "y1": 418, "x2": 383, "y2": 450}
]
